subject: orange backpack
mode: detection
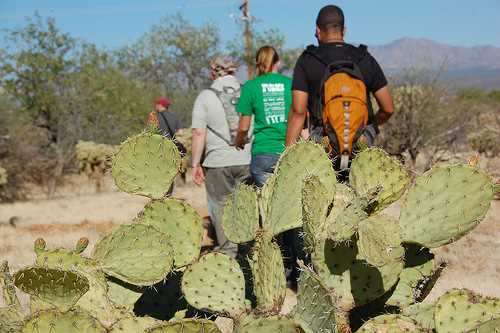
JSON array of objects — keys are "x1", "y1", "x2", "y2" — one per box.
[{"x1": 307, "y1": 45, "x2": 377, "y2": 169}]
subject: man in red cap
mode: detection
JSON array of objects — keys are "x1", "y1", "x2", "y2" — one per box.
[{"x1": 148, "y1": 97, "x2": 183, "y2": 139}]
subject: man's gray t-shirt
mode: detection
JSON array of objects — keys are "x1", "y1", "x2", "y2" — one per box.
[{"x1": 191, "y1": 75, "x2": 251, "y2": 168}]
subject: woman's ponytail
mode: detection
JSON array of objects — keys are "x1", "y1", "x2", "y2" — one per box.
[{"x1": 255, "y1": 46, "x2": 280, "y2": 76}]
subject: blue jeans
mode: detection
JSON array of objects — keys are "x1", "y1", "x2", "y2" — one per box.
[{"x1": 250, "y1": 153, "x2": 280, "y2": 188}]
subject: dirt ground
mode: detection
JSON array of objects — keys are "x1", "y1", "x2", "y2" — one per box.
[{"x1": 0, "y1": 171, "x2": 499, "y2": 331}]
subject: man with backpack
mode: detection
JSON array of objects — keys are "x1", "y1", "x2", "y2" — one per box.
[
  {"x1": 191, "y1": 57, "x2": 251, "y2": 258},
  {"x1": 286, "y1": 5, "x2": 394, "y2": 178}
]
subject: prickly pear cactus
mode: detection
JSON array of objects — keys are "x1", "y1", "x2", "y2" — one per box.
[
  {"x1": 13, "y1": 267, "x2": 89, "y2": 311},
  {"x1": 264, "y1": 141, "x2": 337, "y2": 236},
  {"x1": 1, "y1": 261, "x2": 19, "y2": 308},
  {"x1": 20, "y1": 309, "x2": 106, "y2": 333},
  {"x1": 92, "y1": 224, "x2": 174, "y2": 286},
  {"x1": 135, "y1": 198, "x2": 204, "y2": 267},
  {"x1": 349, "y1": 148, "x2": 410, "y2": 213},
  {"x1": 0, "y1": 306, "x2": 24, "y2": 333},
  {"x1": 146, "y1": 319, "x2": 221, "y2": 333},
  {"x1": 466, "y1": 318, "x2": 500, "y2": 333},
  {"x1": 234, "y1": 315, "x2": 300, "y2": 333},
  {"x1": 222, "y1": 183, "x2": 260, "y2": 243},
  {"x1": 106, "y1": 277, "x2": 142, "y2": 310},
  {"x1": 313, "y1": 236, "x2": 403, "y2": 310},
  {"x1": 111, "y1": 132, "x2": 181, "y2": 199},
  {"x1": 182, "y1": 252, "x2": 247, "y2": 319},
  {"x1": 434, "y1": 289, "x2": 500, "y2": 333},
  {"x1": 357, "y1": 214, "x2": 404, "y2": 268},
  {"x1": 0, "y1": 261, "x2": 23, "y2": 333},
  {"x1": 294, "y1": 263, "x2": 339, "y2": 333},
  {"x1": 109, "y1": 315, "x2": 161, "y2": 333},
  {"x1": 302, "y1": 175, "x2": 332, "y2": 253},
  {"x1": 400, "y1": 165, "x2": 495, "y2": 248},
  {"x1": 401, "y1": 302, "x2": 436, "y2": 331},
  {"x1": 357, "y1": 314, "x2": 427, "y2": 332},
  {"x1": 250, "y1": 234, "x2": 286, "y2": 313},
  {"x1": 386, "y1": 246, "x2": 442, "y2": 307},
  {"x1": 32, "y1": 238, "x2": 122, "y2": 323}
]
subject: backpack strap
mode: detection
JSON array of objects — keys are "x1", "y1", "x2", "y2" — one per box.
[
  {"x1": 206, "y1": 88, "x2": 234, "y2": 146},
  {"x1": 157, "y1": 111, "x2": 175, "y2": 139}
]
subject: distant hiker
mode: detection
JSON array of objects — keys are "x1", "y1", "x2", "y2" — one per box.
[
  {"x1": 148, "y1": 97, "x2": 186, "y2": 194},
  {"x1": 191, "y1": 57, "x2": 251, "y2": 258},
  {"x1": 235, "y1": 45, "x2": 292, "y2": 187},
  {"x1": 286, "y1": 4, "x2": 394, "y2": 179}
]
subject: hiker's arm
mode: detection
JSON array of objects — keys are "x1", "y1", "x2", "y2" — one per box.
[
  {"x1": 286, "y1": 90, "x2": 308, "y2": 147},
  {"x1": 191, "y1": 128, "x2": 206, "y2": 185},
  {"x1": 373, "y1": 86, "x2": 394, "y2": 126},
  {"x1": 235, "y1": 115, "x2": 252, "y2": 150}
]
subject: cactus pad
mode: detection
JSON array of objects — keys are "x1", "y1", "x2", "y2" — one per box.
[
  {"x1": 106, "y1": 277, "x2": 142, "y2": 310},
  {"x1": 13, "y1": 267, "x2": 89, "y2": 311},
  {"x1": 222, "y1": 183, "x2": 260, "y2": 243},
  {"x1": 466, "y1": 318, "x2": 500, "y2": 332},
  {"x1": 1, "y1": 261, "x2": 20, "y2": 308},
  {"x1": 109, "y1": 316, "x2": 161, "y2": 333},
  {"x1": 135, "y1": 198, "x2": 204, "y2": 267},
  {"x1": 357, "y1": 314, "x2": 426, "y2": 332},
  {"x1": 400, "y1": 165, "x2": 494, "y2": 248},
  {"x1": 250, "y1": 235, "x2": 286, "y2": 313},
  {"x1": 357, "y1": 214, "x2": 404, "y2": 268},
  {"x1": 349, "y1": 148, "x2": 410, "y2": 213},
  {"x1": 264, "y1": 141, "x2": 337, "y2": 236},
  {"x1": 234, "y1": 315, "x2": 299, "y2": 333},
  {"x1": 294, "y1": 263, "x2": 338, "y2": 333},
  {"x1": 20, "y1": 309, "x2": 106, "y2": 333},
  {"x1": 111, "y1": 132, "x2": 181, "y2": 199},
  {"x1": 313, "y1": 236, "x2": 403, "y2": 309},
  {"x1": 302, "y1": 175, "x2": 332, "y2": 253},
  {"x1": 401, "y1": 302, "x2": 436, "y2": 331},
  {"x1": 92, "y1": 223, "x2": 174, "y2": 286},
  {"x1": 146, "y1": 319, "x2": 221, "y2": 333},
  {"x1": 434, "y1": 289, "x2": 500, "y2": 333},
  {"x1": 0, "y1": 306, "x2": 24, "y2": 333},
  {"x1": 182, "y1": 252, "x2": 246, "y2": 318}
]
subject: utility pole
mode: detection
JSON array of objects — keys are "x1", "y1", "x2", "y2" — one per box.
[{"x1": 239, "y1": 0, "x2": 253, "y2": 79}]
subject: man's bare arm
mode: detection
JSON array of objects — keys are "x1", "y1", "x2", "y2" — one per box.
[
  {"x1": 373, "y1": 86, "x2": 394, "y2": 126},
  {"x1": 285, "y1": 90, "x2": 309, "y2": 147},
  {"x1": 234, "y1": 115, "x2": 252, "y2": 150},
  {"x1": 191, "y1": 128, "x2": 206, "y2": 167}
]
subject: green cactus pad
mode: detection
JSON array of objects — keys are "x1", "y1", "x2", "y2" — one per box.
[
  {"x1": 74, "y1": 237, "x2": 90, "y2": 254},
  {"x1": 222, "y1": 183, "x2": 260, "y2": 243},
  {"x1": 146, "y1": 319, "x2": 221, "y2": 333},
  {"x1": 234, "y1": 315, "x2": 299, "y2": 333},
  {"x1": 264, "y1": 141, "x2": 337, "y2": 236},
  {"x1": 387, "y1": 245, "x2": 441, "y2": 307},
  {"x1": 402, "y1": 302, "x2": 436, "y2": 331},
  {"x1": 13, "y1": 266, "x2": 89, "y2": 311},
  {"x1": 92, "y1": 223, "x2": 174, "y2": 286},
  {"x1": 325, "y1": 184, "x2": 366, "y2": 243},
  {"x1": 434, "y1": 289, "x2": 500, "y2": 333},
  {"x1": 135, "y1": 198, "x2": 204, "y2": 267},
  {"x1": 294, "y1": 263, "x2": 338, "y2": 333},
  {"x1": 0, "y1": 306, "x2": 24, "y2": 333},
  {"x1": 250, "y1": 235, "x2": 286, "y2": 313},
  {"x1": 182, "y1": 252, "x2": 246, "y2": 319},
  {"x1": 1, "y1": 261, "x2": 20, "y2": 308},
  {"x1": 349, "y1": 148, "x2": 410, "y2": 213},
  {"x1": 357, "y1": 314, "x2": 426, "y2": 332},
  {"x1": 312, "y1": 236, "x2": 403, "y2": 309},
  {"x1": 357, "y1": 214, "x2": 404, "y2": 268},
  {"x1": 106, "y1": 277, "x2": 143, "y2": 310},
  {"x1": 302, "y1": 175, "x2": 332, "y2": 253},
  {"x1": 109, "y1": 316, "x2": 161, "y2": 333},
  {"x1": 111, "y1": 132, "x2": 181, "y2": 199},
  {"x1": 20, "y1": 309, "x2": 106, "y2": 333},
  {"x1": 33, "y1": 241, "x2": 122, "y2": 323},
  {"x1": 466, "y1": 318, "x2": 500, "y2": 333},
  {"x1": 400, "y1": 165, "x2": 494, "y2": 248}
]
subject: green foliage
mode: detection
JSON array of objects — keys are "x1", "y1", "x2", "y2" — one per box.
[
  {"x1": 357, "y1": 314, "x2": 427, "y2": 332},
  {"x1": 234, "y1": 315, "x2": 299, "y2": 333},
  {"x1": 20, "y1": 309, "x2": 106, "y2": 333},
  {"x1": 0, "y1": 167, "x2": 7, "y2": 186}
]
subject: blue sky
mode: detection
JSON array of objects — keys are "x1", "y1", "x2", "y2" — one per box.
[{"x1": 1, "y1": 0, "x2": 499, "y2": 50}]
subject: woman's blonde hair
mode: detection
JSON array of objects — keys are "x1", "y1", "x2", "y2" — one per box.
[{"x1": 255, "y1": 46, "x2": 280, "y2": 76}]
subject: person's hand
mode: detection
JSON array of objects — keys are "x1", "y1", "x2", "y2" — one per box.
[
  {"x1": 192, "y1": 165, "x2": 205, "y2": 186},
  {"x1": 234, "y1": 139, "x2": 245, "y2": 150}
]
